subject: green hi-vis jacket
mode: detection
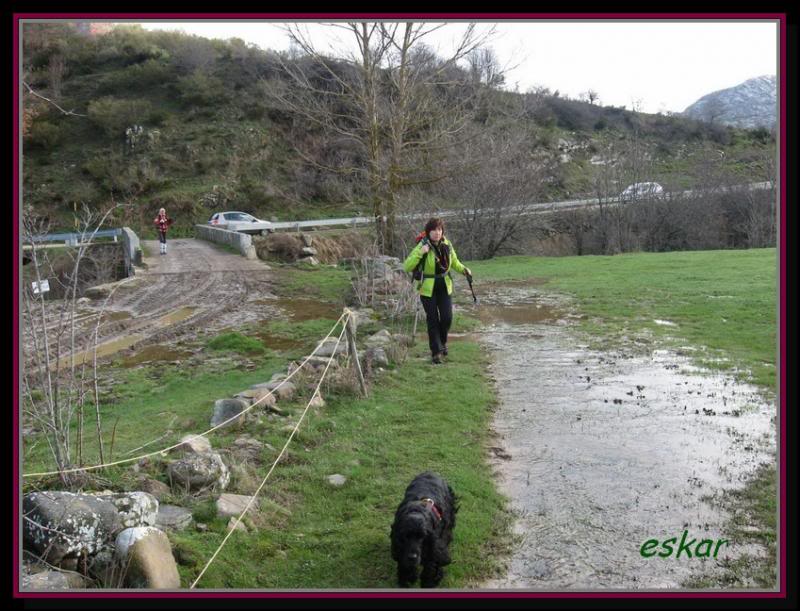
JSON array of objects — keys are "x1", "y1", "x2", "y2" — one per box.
[{"x1": 402, "y1": 236, "x2": 467, "y2": 297}]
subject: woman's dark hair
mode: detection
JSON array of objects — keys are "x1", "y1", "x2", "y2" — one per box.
[{"x1": 424, "y1": 217, "x2": 444, "y2": 235}]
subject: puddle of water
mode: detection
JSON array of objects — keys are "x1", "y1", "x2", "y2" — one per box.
[
  {"x1": 476, "y1": 304, "x2": 558, "y2": 326},
  {"x1": 68, "y1": 309, "x2": 132, "y2": 326},
  {"x1": 474, "y1": 282, "x2": 776, "y2": 589},
  {"x1": 55, "y1": 333, "x2": 146, "y2": 369},
  {"x1": 119, "y1": 345, "x2": 193, "y2": 368},
  {"x1": 481, "y1": 324, "x2": 776, "y2": 589},
  {"x1": 51, "y1": 306, "x2": 199, "y2": 370},
  {"x1": 101, "y1": 310, "x2": 133, "y2": 323},
  {"x1": 253, "y1": 298, "x2": 342, "y2": 322},
  {"x1": 654, "y1": 319, "x2": 678, "y2": 327},
  {"x1": 255, "y1": 332, "x2": 305, "y2": 352},
  {"x1": 486, "y1": 278, "x2": 550, "y2": 288},
  {"x1": 154, "y1": 306, "x2": 197, "y2": 326}
]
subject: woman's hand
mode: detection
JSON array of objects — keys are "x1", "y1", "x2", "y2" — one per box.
[
  {"x1": 420, "y1": 243, "x2": 430, "y2": 254},
  {"x1": 464, "y1": 267, "x2": 472, "y2": 277}
]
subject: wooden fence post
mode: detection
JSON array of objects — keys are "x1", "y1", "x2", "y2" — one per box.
[{"x1": 344, "y1": 309, "x2": 368, "y2": 397}]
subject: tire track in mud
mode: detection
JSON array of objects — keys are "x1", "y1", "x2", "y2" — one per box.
[
  {"x1": 472, "y1": 286, "x2": 776, "y2": 590},
  {"x1": 24, "y1": 239, "x2": 275, "y2": 370},
  {"x1": 109, "y1": 239, "x2": 275, "y2": 352}
]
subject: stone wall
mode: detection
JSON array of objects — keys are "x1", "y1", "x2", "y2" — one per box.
[
  {"x1": 120, "y1": 227, "x2": 142, "y2": 274},
  {"x1": 194, "y1": 225, "x2": 257, "y2": 259}
]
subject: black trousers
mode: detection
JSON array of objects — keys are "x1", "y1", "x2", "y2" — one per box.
[
  {"x1": 420, "y1": 278, "x2": 452, "y2": 356},
  {"x1": 158, "y1": 231, "x2": 167, "y2": 244}
]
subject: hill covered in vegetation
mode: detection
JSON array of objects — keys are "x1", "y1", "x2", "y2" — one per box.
[{"x1": 22, "y1": 24, "x2": 775, "y2": 239}]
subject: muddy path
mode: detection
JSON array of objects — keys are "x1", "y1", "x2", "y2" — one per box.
[
  {"x1": 471, "y1": 281, "x2": 776, "y2": 589},
  {"x1": 24, "y1": 239, "x2": 282, "y2": 369}
]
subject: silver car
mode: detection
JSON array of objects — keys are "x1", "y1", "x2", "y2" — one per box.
[
  {"x1": 208, "y1": 211, "x2": 274, "y2": 235},
  {"x1": 619, "y1": 182, "x2": 664, "y2": 202}
]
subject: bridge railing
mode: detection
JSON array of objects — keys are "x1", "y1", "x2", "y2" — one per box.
[{"x1": 26, "y1": 228, "x2": 123, "y2": 245}]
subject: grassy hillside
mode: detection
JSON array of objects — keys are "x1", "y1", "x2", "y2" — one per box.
[{"x1": 22, "y1": 24, "x2": 776, "y2": 238}]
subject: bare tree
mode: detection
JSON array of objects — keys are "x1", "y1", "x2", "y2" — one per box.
[
  {"x1": 22, "y1": 203, "x2": 125, "y2": 485},
  {"x1": 591, "y1": 119, "x2": 657, "y2": 254},
  {"x1": 580, "y1": 89, "x2": 600, "y2": 105},
  {"x1": 701, "y1": 97, "x2": 727, "y2": 126},
  {"x1": 410, "y1": 125, "x2": 557, "y2": 260},
  {"x1": 47, "y1": 54, "x2": 66, "y2": 100},
  {"x1": 264, "y1": 22, "x2": 496, "y2": 254}
]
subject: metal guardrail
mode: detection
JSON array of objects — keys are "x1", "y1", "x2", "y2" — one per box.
[
  {"x1": 265, "y1": 181, "x2": 774, "y2": 231},
  {"x1": 27, "y1": 228, "x2": 122, "y2": 244},
  {"x1": 269, "y1": 217, "x2": 374, "y2": 231}
]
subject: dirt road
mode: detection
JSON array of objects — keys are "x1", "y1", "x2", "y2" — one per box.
[
  {"x1": 25, "y1": 239, "x2": 278, "y2": 369},
  {"x1": 472, "y1": 282, "x2": 776, "y2": 589}
]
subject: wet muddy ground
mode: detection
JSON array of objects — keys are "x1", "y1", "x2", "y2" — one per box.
[
  {"x1": 472, "y1": 282, "x2": 776, "y2": 589},
  {"x1": 23, "y1": 240, "x2": 344, "y2": 371}
]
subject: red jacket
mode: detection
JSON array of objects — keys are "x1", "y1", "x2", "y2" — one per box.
[{"x1": 154, "y1": 214, "x2": 173, "y2": 233}]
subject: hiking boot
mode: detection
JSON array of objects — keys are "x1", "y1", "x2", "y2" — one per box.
[
  {"x1": 431, "y1": 353, "x2": 443, "y2": 364},
  {"x1": 442, "y1": 346, "x2": 448, "y2": 357}
]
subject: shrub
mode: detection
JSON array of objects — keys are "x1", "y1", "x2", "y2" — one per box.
[
  {"x1": 26, "y1": 120, "x2": 63, "y2": 149},
  {"x1": 100, "y1": 59, "x2": 173, "y2": 93},
  {"x1": 207, "y1": 332, "x2": 265, "y2": 355},
  {"x1": 87, "y1": 96, "x2": 153, "y2": 138},
  {"x1": 176, "y1": 70, "x2": 227, "y2": 106}
]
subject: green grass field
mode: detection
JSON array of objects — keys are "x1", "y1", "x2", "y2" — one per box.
[
  {"x1": 22, "y1": 247, "x2": 778, "y2": 588},
  {"x1": 468, "y1": 248, "x2": 778, "y2": 391}
]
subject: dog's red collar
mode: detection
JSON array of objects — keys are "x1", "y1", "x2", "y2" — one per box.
[{"x1": 420, "y1": 497, "x2": 442, "y2": 521}]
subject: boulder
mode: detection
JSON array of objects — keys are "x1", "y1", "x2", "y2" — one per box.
[
  {"x1": 174, "y1": 434, "x2": 212, "y2": 456},
  {"x1": 137, "y1": 478, "x2": 170, "y2": 501},
  {"x1": 301, "y1": 246, "x2": 318, "y2": 256},
  {"x1": 365, "y1": 347, "x2": 389, "y2": 368},
  {"x1": 348, "y1": 308, "x2": 375, "y2": 329},
  {"x1": 306, "y1": 356, "x2": 338, "y2": 371},
  {"x1": 210, "y1": 398, "x2": 248, "y2": 429},
  {"x1": 101, "y1": 492, "x2": 158, "y2": 529},
  {"x1": 156, "y1": 505, "x2": 193, "y2": 531},
  {"x1": 234, "y1": 388, "x2": 277, "y2": 408},
  {"x1": 257, "y1": 380, "x2": 295, "y2": 401},
  {"x1": 232, "y1": 436, "x2": 267, "y2": 460},
  {"x1": 23, "y1": 491, "x2": 122, "y2": 566},
  {"x1": 167, "y1": 452, "x2": 230, "y2": 491},
  {"x1": 115, "y1": 527, "x2": 180, "y2": 589},
  {"x1": 314, "y1": 339, "x2": 348, "y2": 358},
  {"x1": 216, "y1": 493, "x2": 255, "y2": 518},
  {"x1": 301, "y1": 233, "x2": 313, "y2": 247},
  {"x1": 22, "y1": 570, "x2": 87, "y2": 590},
  {"x1": 365, "y1": 329, "x2": 393, "y2": 348}
]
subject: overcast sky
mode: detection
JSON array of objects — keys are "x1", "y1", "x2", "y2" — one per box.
[{"x1": 135, "y1": 19, "x2": 778, "y2": 114}]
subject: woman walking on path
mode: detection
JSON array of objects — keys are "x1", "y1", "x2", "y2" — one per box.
[
  {"x1": 153, "y1": 208, "x2": 173, "y2": 255},
  {"x1": 403, "y1": 217, "x2": 471, "y2": 364}
]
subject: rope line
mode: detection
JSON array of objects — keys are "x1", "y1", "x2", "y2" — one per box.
[
  {"x1": 189, "y1": 312, "x2": 350, "y2": 589},
  {"x1": 23, "y1": 312, "x2": 349, "y2": 479}
]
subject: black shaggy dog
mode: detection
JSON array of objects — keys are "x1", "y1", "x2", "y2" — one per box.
[{"x1": 390, "y1": 471, "x2": 458, "y2": 587}]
